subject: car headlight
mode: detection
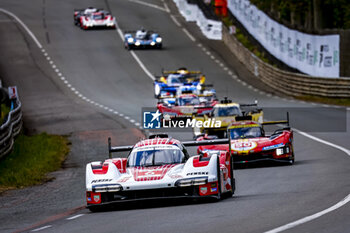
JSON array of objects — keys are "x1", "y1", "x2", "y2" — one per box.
[
  {"x1": 92, "y1": 184, "x2": 122, "y2": 192},
  {"x1": 156, "y1": 37, "x2": 162, "y2": 43},
  {"x1": 196, "y1": 84, "x2": 202, "y2": 91},
  {"x1": 155, "y1": 84, "x2": 161, "y2": 95},
  {"x1": 150, "y1": 41, "x2": 155, "y2": 46},
  {"x1": 276, "y1": 148, "x2": 284, "y2": 156},
  {"x1": 127, "y1": 38, "x2": 134, "y2": 43},
  {"x1": 175, "y1": 177, "x2": 208, "y2": 187},
  {"x1": 276, "y1": 145, "x2": 290, "y2": 156},
  {"x1": 135, "y1": 41, "x2": 141, "y2": 46}
]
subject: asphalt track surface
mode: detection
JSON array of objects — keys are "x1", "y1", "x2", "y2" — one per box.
[{"x1": 0, "y1": 0, "x2": 349, "y2": 233}]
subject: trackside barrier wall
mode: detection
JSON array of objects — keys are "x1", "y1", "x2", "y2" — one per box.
[
  {"x1": 172, "y1": 1, "x2": 350, "y2": 98},
  {"x1": 0, "y1": 98, "x2": 22, "y2": 159},
  {"x1": 173, "y1": 0, "x2": 222, "y2": 40},
  {"x1": 221, "y1": 26, "x2": 350, "y2": 98}
]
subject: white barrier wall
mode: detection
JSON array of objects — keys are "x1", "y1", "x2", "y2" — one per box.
[
  {"x1": 227, "y1": 0, "x2": 340, "y2": 78},
  {"x1": 174, "y1": 0, "x2": 222, "y2": 40}
]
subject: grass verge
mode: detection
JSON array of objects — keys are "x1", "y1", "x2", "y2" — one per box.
[{"x1": 0, "y1": 133, "x2": 70, "y2": 192}]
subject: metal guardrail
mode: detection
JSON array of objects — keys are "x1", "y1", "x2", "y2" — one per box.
[
  {"x1": 0, "y1": 99, "x2": 22, "y2": 159},
  {"x1": 221, "y1": 26, "x2": 350, "y2": 98}
]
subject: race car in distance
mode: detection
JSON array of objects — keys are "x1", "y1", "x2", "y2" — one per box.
[
  {"x1": 157, "y1": 93, "x2": 218, "y2": 119},
  {"x1": 196, "y1": 115, "x2": 294, "y2": 164},
  {"x1": 85, "y1": 135, "x2": 235, "y2": 211},
  {"x1": 74, "y1": 7, "x2": 116, "y2": 30},
  {"x1": 154, "y1": 68, "x2": 209, "y2": 98},
  {"x1": 124, "y1": 29, "x2": 162, "y2": 50},
  {"x1": 193, "y1": 98, "x2": 263, "y2": 136}
]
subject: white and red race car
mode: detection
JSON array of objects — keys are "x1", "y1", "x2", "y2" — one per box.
[
  {"x1": 74, "y1": 7, "x2": 116, "y2": 30},
  {"x1": 85, "y1": 135, "x2": 235, "y2": 211}
]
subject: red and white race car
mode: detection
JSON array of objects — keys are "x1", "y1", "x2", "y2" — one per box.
[
  {"x1": 197, "y1": 117, "x2": 294, "y2": 164},
  {"x1": 157, "y1": 93, "x2": 217, "y2": 118},
  {"x1": 74, "y1": 7, "x2": 116, "y2": 30},
  {"x1": 85, "y1": 135, "x2": 235, "y2": 211}
]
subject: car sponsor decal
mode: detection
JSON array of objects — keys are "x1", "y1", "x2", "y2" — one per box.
[
  {"x1": 231, "y1": 140, "x2": 257, "y2": 151},
  {"x1": 200, "y1": 187, "x2": 208, "y2": 195},
  {"x1": 210, "y1": 187, "x2": 217, "y2": 192},
  {"x1": 117, "y1": 177, "x2": 131, "y2": 183},
  {"x1": 186, "y1": 172, "x2": 208, "y2": 176},
  {"x1": 91, "y1": 179, "x2": 112, "y2": 183},
  {"x1": 229, "y1": 124, "x2": 260, "y2": 129},
  {"x1": 132, "y1": 165, "x2": 176, "y2": 181},
  {"x1": 93, "y1": 195, "x2": 100, "y2": 202},
  {"x1": 262, "y1": 143, "x2": 284, "y2": 151}
]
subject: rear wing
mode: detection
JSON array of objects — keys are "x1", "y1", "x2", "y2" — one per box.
[
  {"x1": 240, "y1": 100, "x2": 258, "y2": 107},
  {"x1": 182, "y1": 138, "x2": 229, "y2": 147},
  {"x1": 124, "y1": 30, "x2": 157, "y2": 34},
  {"x1": 162, "y1": 70, "x2": 202, "y2": 75},
  {"x1": 262, "y1": 112, "x2": 290, "y2": 127},
  {"x1": 108, "y1": 137, "x2": 231, "y2": 158}
]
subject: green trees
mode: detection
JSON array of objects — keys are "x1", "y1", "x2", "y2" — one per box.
[{"x1": 250, "y1": 0, "x2": 350, "y2": 30}]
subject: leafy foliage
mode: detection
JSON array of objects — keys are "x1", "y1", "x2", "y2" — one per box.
[{"x1": 250, "y1": 0, "x2": 350, "y2": 29}]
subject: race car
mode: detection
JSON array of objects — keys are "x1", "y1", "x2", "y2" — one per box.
[
  {"x1": 154, "y1": 68, "x2": 209, "y2": 98},
  {"x1": 157, "y1": 93, "x2": 218, "y2": 119},
  {"x1": 196, "y1": 114, "x2": 294, "y2": 164},
  {"x1": 85, "y1": 134, "x2": 235, "y2": 211},
  {"x1": 74, "y1": 7, "x2": 116, "y2": 30},
  {"x1": 193, "y1": 98, "x2": 263, "y2": 136},
  {"x1": 124, "y1": 29, "x2": 162, "y2": 50}
]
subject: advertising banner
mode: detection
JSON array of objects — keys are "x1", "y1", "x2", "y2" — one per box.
[{"x1": 227, "y1": 0, "x2": 340, "y2": 77}]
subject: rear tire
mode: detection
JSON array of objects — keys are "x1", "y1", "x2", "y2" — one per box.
[{"x1": 227, "y1": 155, "x2": 234, "y2": 196}]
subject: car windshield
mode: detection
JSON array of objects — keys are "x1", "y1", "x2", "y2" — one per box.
[
  {"x1": 167, "y1": 74, "x2": 184, "y2": 84},
  {"x1": 128, "y1": 146, "x2": 185, "y2": 167},
  {"x1": 92, "y1": 14, "x2": 104, "y2": 20},
  {"x1": 214, "y1": 106, "x2": 241, "y2": 116},
  {"x1": 179, "y1": 96, "x2": 200, "y2": 106},
  {"x1": 229, "y1": 127, "x2": 262, "y2": 139}
]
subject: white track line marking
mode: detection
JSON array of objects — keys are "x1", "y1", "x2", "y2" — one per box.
[
  {"x1": 265, "y1": 129, "x2": 350, "y2": 233},
  {"x1": 266, "y1": 194, "x2": 350, "y2": 233},
  {"x1": 116, "y1": 28, "x2": 124, "y2": 41},
  {"x1": 31, "y1": 225, "x2": 52, "y2": 232},
  {"x1": 295, "y1": 129, "x2": 350, "y2": 157},
  {"x1": 115, "y1": 27, "x2": 155, "y2": 82},
  {"x1": 128, "y1": 0, "x2": 167, "y2": 12},
  {"x1": 182, "y1": 28, "x2": 196, "y2": 41},
  {"x1": 170, "y1": 15, "x2": 181, "y2": 27},
  {"x1": 130, "y1": 51, "x2": 155, "y2": 80},
  {"x1": 0, "y1": 8, "x2": 43, "y2": 49},
  {"x1": 162, "y1": 0, "x2": 170, "y2": 13},
  {"x1": 66, "y1": 214, "x2": 85, "y2": 220}
]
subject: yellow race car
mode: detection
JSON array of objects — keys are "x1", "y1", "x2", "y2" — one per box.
[{"x1": 193, "y1": 98, "x2": 263, "y2": 137}]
